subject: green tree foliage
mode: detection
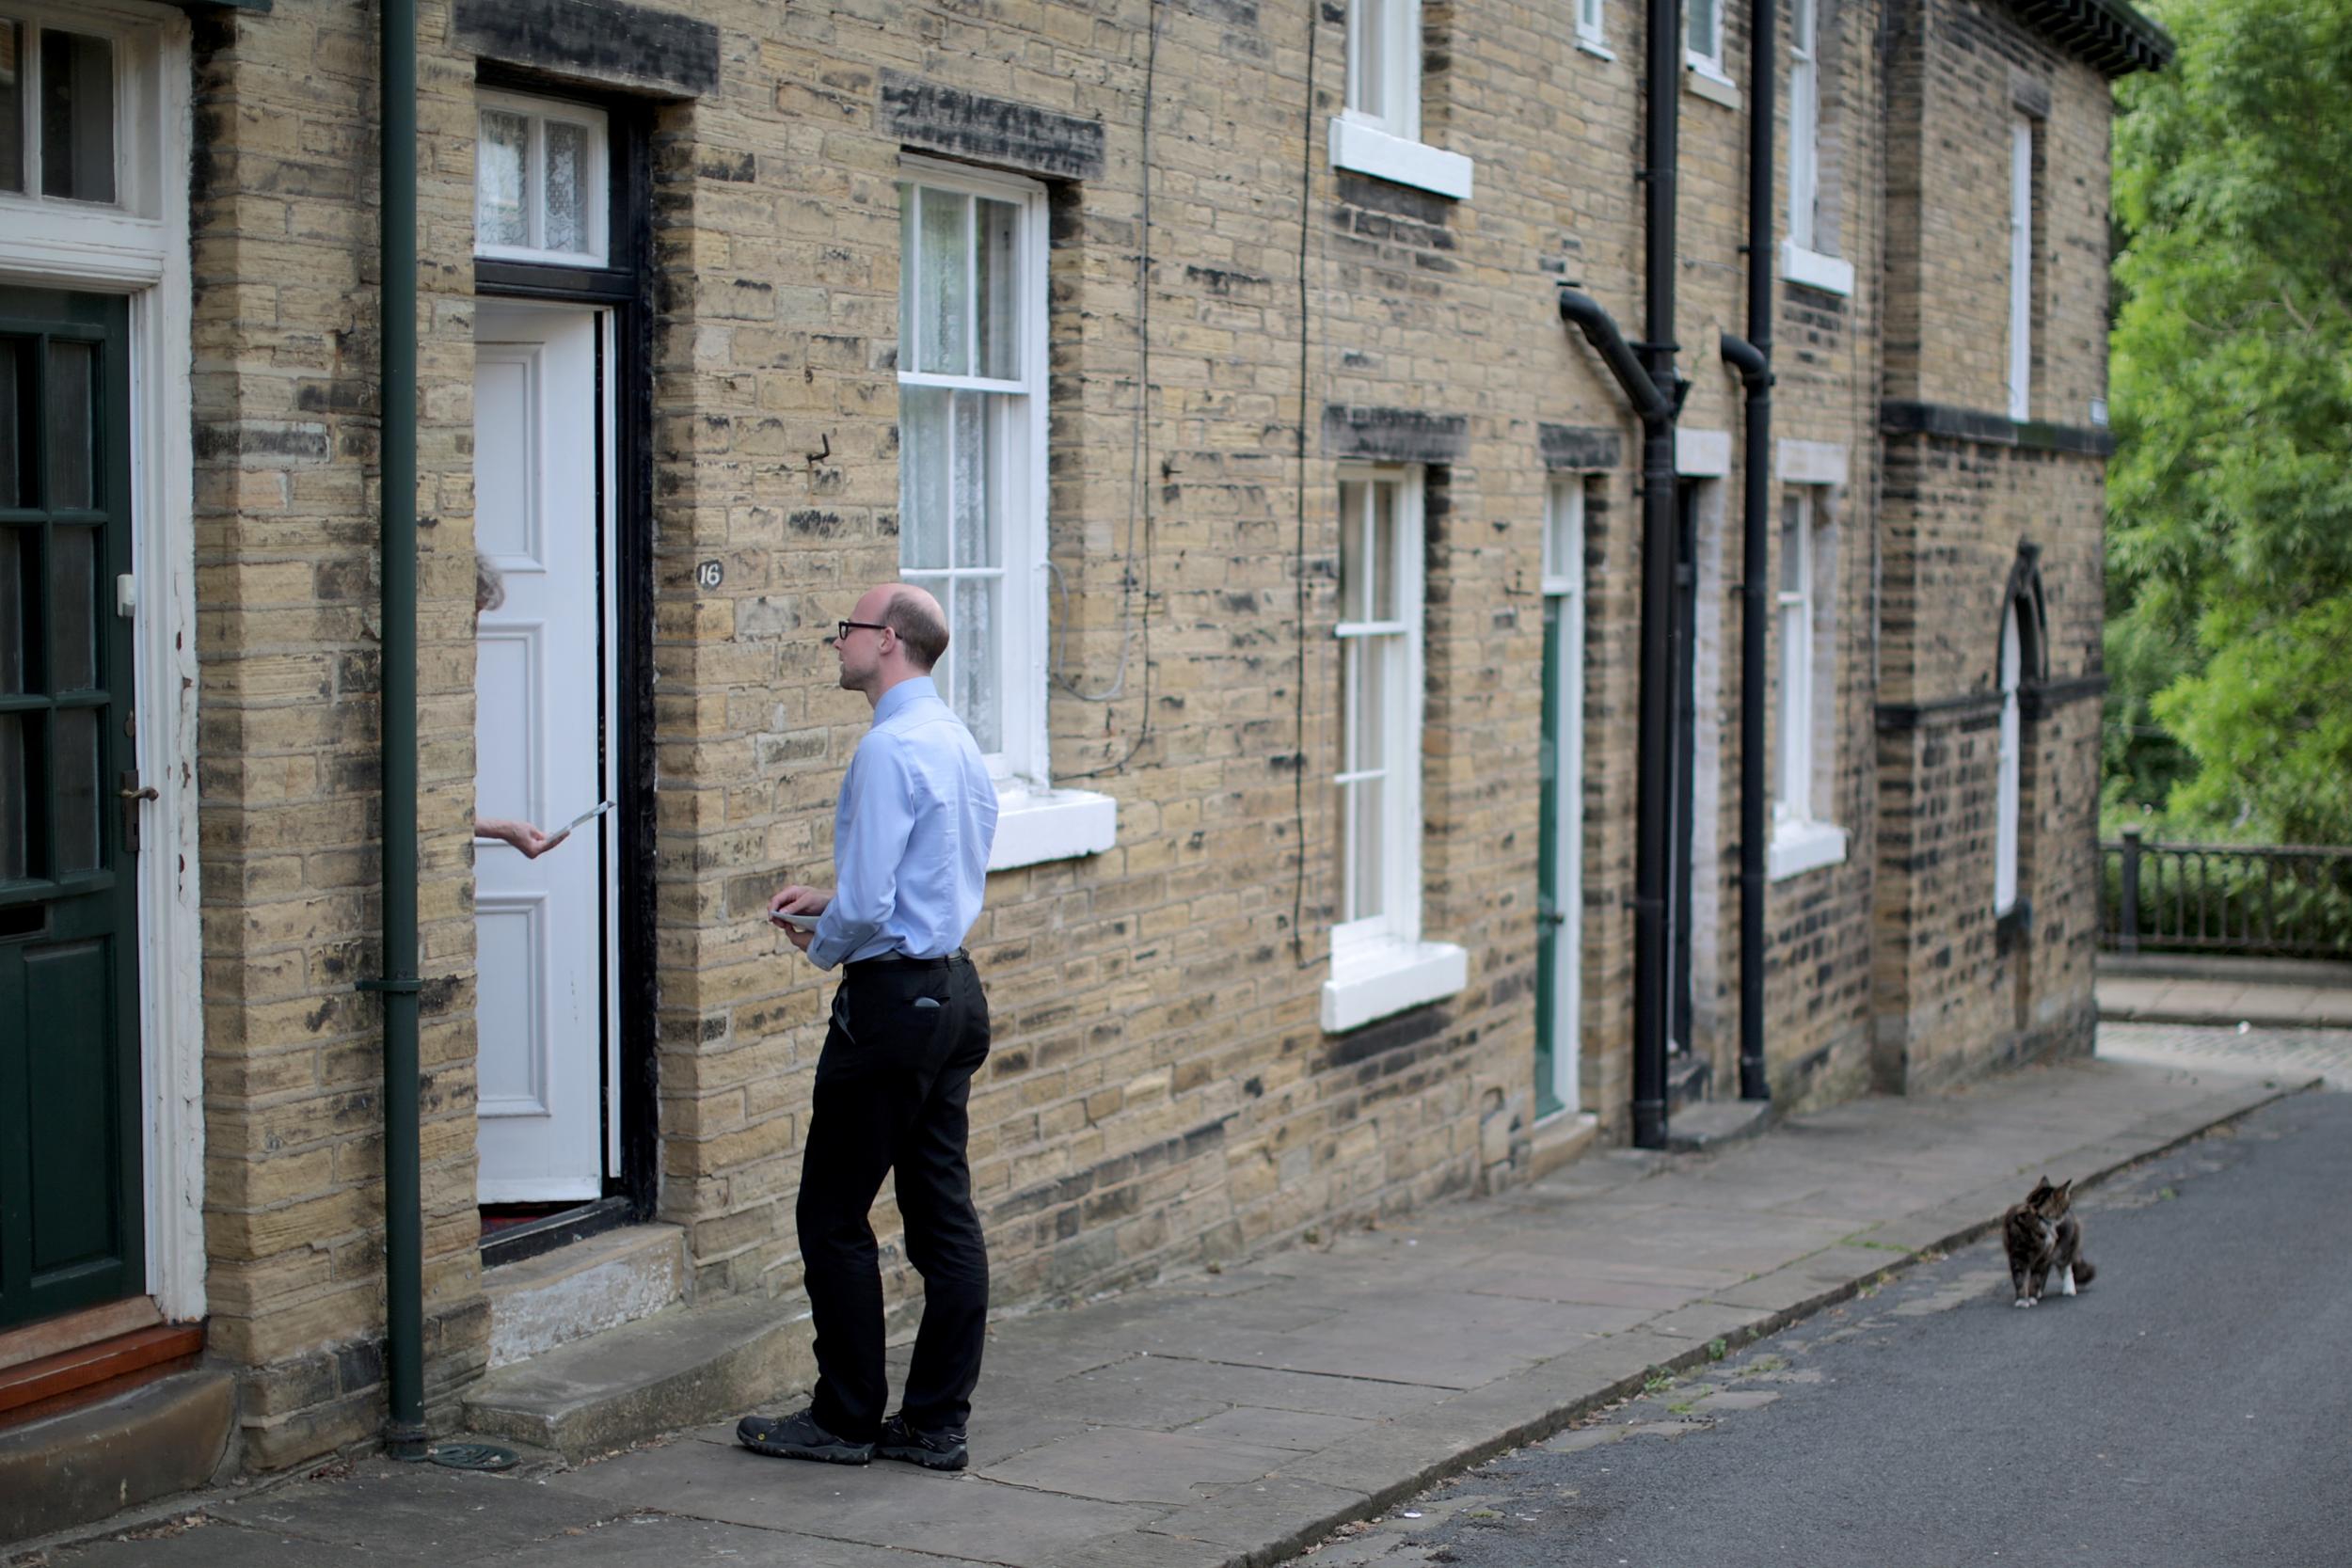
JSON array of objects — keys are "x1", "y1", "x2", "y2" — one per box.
[{"x1": 2106, "y1": 0, "x2": 2352, "y2": 843}]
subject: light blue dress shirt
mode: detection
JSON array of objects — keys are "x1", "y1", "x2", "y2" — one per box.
[{"x1": 809, "y1": 676, "x2": 999, "y2": 970}]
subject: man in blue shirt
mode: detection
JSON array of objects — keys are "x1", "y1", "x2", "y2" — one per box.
[{"x1": 738, "y1": 582, "x2": 998, "y2": 1472}]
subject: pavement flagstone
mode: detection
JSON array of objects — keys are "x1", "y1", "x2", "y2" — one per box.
[{"x1": 18, "y1": 1054, "x2": 2307, "y2": 1568}]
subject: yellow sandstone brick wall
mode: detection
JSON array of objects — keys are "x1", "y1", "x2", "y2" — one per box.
[{"x1": 175, "y1": 0, "x2": 2119, "y2": 1473}]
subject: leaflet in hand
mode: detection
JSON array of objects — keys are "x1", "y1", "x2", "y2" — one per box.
[{"x1": 560, "y1": 800, "x2": 614, "y2": 834}]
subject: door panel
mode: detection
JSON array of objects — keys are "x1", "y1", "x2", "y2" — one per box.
[
  {"x1": 0, "y1": 287, "x2": 141, "y2": 1329},
  {"x1": 473, "y1": 305, "x2": 608, "y2": 1203}
]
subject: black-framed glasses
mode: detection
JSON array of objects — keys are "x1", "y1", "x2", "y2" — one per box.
[{"x1": 834, "y1": 619, "x2": 890, "y2": 643}]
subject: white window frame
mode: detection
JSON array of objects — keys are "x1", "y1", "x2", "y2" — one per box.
[
  {"x1": 1323, "y1": 465, "x2": 1466, "y2": 1032},
  {"x1": 895, "y1": 156, "x2": 1113, "y2": 871},
  {"x1": 1687, "y1": 0, "x2": 1728, "y2": 80},
  {"x1": 1994, "y1": 604, "x2": 2022, "y2": 914},
  {"x1": 2007, "y1": 116, "x2": 2033, "y2": 422},
  {"x1": 473, "y1": 87, "x2": 610, "y2": 268},
  {"x1": 1576, "y1": 0, "x2": 1613, "y2": 58},
  {"x1": 1769, "y1": 487, "x2": 1848, "y2": 879},
  {"x1": 1777, "y1": 0, "x2": 1855, "y2": 295},
  {"x1": 1330, "y1": 0, "x2": 1474, "y2": 199},
  {"x1": 0, "y1": 0, "x2": 205, "y2": 1322}
]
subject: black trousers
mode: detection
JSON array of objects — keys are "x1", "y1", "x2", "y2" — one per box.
[{"x1": 797, "y1": 952, "x2": 991, "y2": 1442}]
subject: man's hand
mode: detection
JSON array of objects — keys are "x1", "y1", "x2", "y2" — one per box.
[
  {"x1": 476, "y1": 816, "x2": 571, "y2": 860},
  {"x1": 770, "y1": 884, "x2": 833, "y2": 954}
]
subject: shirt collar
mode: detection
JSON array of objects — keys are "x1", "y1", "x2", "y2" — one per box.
[{"x1": 872, "y1": 675, "x2": 939, "y2": 725}]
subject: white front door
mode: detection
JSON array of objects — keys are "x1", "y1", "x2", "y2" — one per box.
[{"x1": 472, "y1": 303, "x2": 613, "y2": 1203}]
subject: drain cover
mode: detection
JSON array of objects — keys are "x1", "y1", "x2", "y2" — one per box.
[{"x1": 430, "y1": 1442, "x2": 519, "y2": 1472}]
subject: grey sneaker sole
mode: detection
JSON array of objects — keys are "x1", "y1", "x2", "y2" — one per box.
[{"x1": 876, "y1": 1438, "x2": 967, "y2": 1471}]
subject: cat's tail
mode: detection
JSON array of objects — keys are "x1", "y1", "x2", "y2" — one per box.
[{"x1": 2073, "y1": 1257, "x2": 2096, "y2": 1288}]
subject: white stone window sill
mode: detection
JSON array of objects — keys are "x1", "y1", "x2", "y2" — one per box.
[
  {"x1": 1685, "y1": 61, "x2": 1741, "y2": 110},
  {"x1": 1781, "y1": 240, "x2": 1856, "y2": 296},
  {"x1": 1321, "y1": 935, "x2": 1469, "y2": 1034},
  {"x1": 1768, "y1": 818, "x2": 1849, "y2": 881},
  {"x1": 1328, "y1": 116, "x2": 1474, "y2": 202},
  {"x1": 987, "y1": 785, "x2": 1117, "y2": 872},
  {"x1": 1576, "y1": 33, "x2": 1615, "y2": 61}
]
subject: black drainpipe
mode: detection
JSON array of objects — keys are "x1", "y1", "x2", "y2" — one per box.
[
  {"x1": 362, "y1": 0, "x2": 429, "y2": 1460},
  {"x1": 1721, "y1": 0, "x2": 1775, "y2": 1104},
  {"x1": 1555, "y1": 0, "x2": 1683, "y2": 1150}
]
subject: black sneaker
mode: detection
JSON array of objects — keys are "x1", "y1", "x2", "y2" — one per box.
[
  {"x1": 876, "y1": 1412, "x2": 968, "y2": 1471},
  {"x1": 736, "y1": 1408, "x2": 874, "y2": 1465}
]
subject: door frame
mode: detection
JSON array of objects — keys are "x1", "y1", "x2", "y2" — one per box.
[
  {"x1": 473, "y1": 71, "x2": 660, "y2": 1224},
  {"x1": 0, "y1": 4, "x2": 203, "y2": 1321},
  {"x1": 1535, "y1": 477, "x2": 1584, "y2": 1119}
]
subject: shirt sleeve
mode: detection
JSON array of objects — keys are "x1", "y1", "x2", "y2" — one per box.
[{"x1": 808, "y1": 734, "x2": 917, "y2": 970}]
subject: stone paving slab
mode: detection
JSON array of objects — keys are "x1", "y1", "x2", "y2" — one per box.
[{"x1": 34, "y1": 1056, "x2": 2305, "y2": 1568}]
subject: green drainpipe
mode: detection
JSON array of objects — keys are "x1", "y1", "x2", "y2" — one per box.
[{"x1": 359, "y1": 0, "x2": 428, "y2": 1461}]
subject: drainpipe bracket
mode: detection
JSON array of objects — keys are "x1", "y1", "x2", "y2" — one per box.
[{"x1": 356, "y1": 976, "x2": 424, "y2": 995}]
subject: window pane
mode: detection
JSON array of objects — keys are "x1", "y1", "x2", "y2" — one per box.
[
  {"x1": 47, "y1": 339, "x2": 96, "y2": 512},
  {"x1": 1688, "y1": 0, "x2": 1718, "y2": 58},
  {"x1": 0, "y1": 712, "x2": 24, "y2": 879},
  {"x1": 54, "y1": 704, "x2": 98, "y2": 874},
  {"x1": 918, "y1": 187, "x2": 970, "y2": 375},
  {"x1": 898, "y1": 386, "x2": 950, "y2": 570},
  {"x1": 0, "y1": 528, "x2": 25, "y2": 694},
  {"x1": 478, "y1": 109, "x2": 531, "y2": 249},
  {"x1": 1338, "y1": 482, "x2": 1365, "y2": 621},
  {"x1": 1347, "y1": 776, "x2": 1385, "y2": 922},
  {"x1": 951, "y1": 391, "x2": 997, "y2": 567},
  {"x1": 0, "y1": 24, "x2": 23, "y2": 196},
  {"x1": 1371, "y1": 481, "x2": 1398, "y2": 621},
  {"x1": 1779, "y1": 496, "x2": 1804, "y2": 595},
  {"x1": 1352, "y1": 0, "x2": 1387, "y2": 119},
  {"x1": 976, "y1": 198, "x2": 1020, "y2": 380},
  {"x1": 544, "y1": 119, "x2": 587, "y2": 254},
  {"x1": 951, "y1": 576, "x2": 999, "y2": 752},
  {"x1": 40, "y1": 31, "x2": 114, "y2": 204},
  {"x1": 0, "y1": 338, "x2": 22, "y2": 506},
  {"x1": 1350, "y1": 636, "x2": 1389, "y2": 778},
  {"x1": 51, "y1": 525, "x2": 94, "y2": 691}
]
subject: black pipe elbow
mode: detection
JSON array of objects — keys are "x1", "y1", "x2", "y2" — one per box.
[
  {"x1": 1560, "y1": 288, "x2": 1675, "y2": 425},
  {"x1": 1720, "y1": 332, "x2": 1772, "y2": 390}
]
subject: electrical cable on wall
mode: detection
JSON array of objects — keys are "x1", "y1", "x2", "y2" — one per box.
[
  {"x1": 1289, "y1": 0, "x2": 1320, "y2": 964},
  {"x1": 1053, "y1": 0, "x2": 1162, "y2": 781}
]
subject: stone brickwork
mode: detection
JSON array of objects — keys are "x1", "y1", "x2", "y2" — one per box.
[{"x1": 166, "y1": 0, "x2": 2135, "y2": 1478}]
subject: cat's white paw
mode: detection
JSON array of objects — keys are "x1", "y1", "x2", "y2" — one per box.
[
  {"x1": 2060, "y1": 1267, "x2": 2077, "y2": 1297},
  {"x1": 2013, "y1": 1296, "x2": 2033, "y2": 1308}
]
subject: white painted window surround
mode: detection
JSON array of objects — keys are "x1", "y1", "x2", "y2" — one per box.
[
  {"x1": 1770, "y1": 485, "x2": 1849, "y2": 881},
  {"x1": 1995, "y1": 605, "x2": 2022, "y2": 913},
  {"x1": 896, "y1": 157, "x2": 1114, "y2": 871},
  {"x1": 1323, "y1": 467, "x2": 1467, "y2": 1033},
  {"x1": 2008, "y1": 116, "x2": 2033, "y2": 422},
  {"x1": 0, "y1": 0, "x2": 205, "y2": 1321},
  {"x1": 1781, "y1": 0, "x2": 1853, "y2": 295},
  {"x1": 1687, "y1": 0, "x2": 1731, "y2": 81},
  {"x1": 1332, "y1": 0, "x2": 1474, "y2": 200},
  {"x1": 1577, "y1": 0, "x2": 1613, "y2": 57}
]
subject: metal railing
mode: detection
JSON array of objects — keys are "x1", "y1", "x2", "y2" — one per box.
[{"x1": 2102, "y1": 827, "x2": 2352, "y2": 959}]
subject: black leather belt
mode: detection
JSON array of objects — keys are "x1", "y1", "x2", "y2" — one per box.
[{"x1": 843, "y1": 948, "x2": 968, "y2": 976}]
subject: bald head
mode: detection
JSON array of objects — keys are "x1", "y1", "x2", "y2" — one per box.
[{"x1": 876, "y1": 583, "x2": 948, "y2": 672}]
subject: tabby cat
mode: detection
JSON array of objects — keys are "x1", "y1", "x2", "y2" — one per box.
[{"x1": 2002, "y1": 1176, "x2": 2096, "y2": 1307}]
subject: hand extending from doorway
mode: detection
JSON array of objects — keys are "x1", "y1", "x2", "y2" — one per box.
[{"x1": 475, "y1": 816, "x2": 572, "y2": 860}]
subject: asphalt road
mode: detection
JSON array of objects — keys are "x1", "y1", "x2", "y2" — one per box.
[{"x1": 1301, "y1": 1088, "x2": 2352, "y2": 1568}]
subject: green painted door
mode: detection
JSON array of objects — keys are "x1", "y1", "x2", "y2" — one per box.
[
  {"x1": 0, "y1": 288, "x2": 143, "y2": 1329},
  {"x1": 1534, "y1": 595, "x2": 1565, "y2": 1117}
]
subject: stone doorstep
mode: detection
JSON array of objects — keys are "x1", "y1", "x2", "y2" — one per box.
[
  {"x1": 459, "y1": 1292, "x2": 815, "y2": 1465},
  {"x1": 1525, "y1": 1110, "x2": 1601, "y2": 1180},
  {"x1": 1662, "y1": 1098, "x2": 1774, "y2": 1153},
  {"x1": 0, "y1": 1368, "x2": 235, "y2": 1547},
  {"x1": 481, "y1": 1222, "x2": 688, "y2": 1370}
]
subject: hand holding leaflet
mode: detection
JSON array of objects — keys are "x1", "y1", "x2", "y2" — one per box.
[{"x1": 559, "y1": 800, "x2": 614, "y2": 835}]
